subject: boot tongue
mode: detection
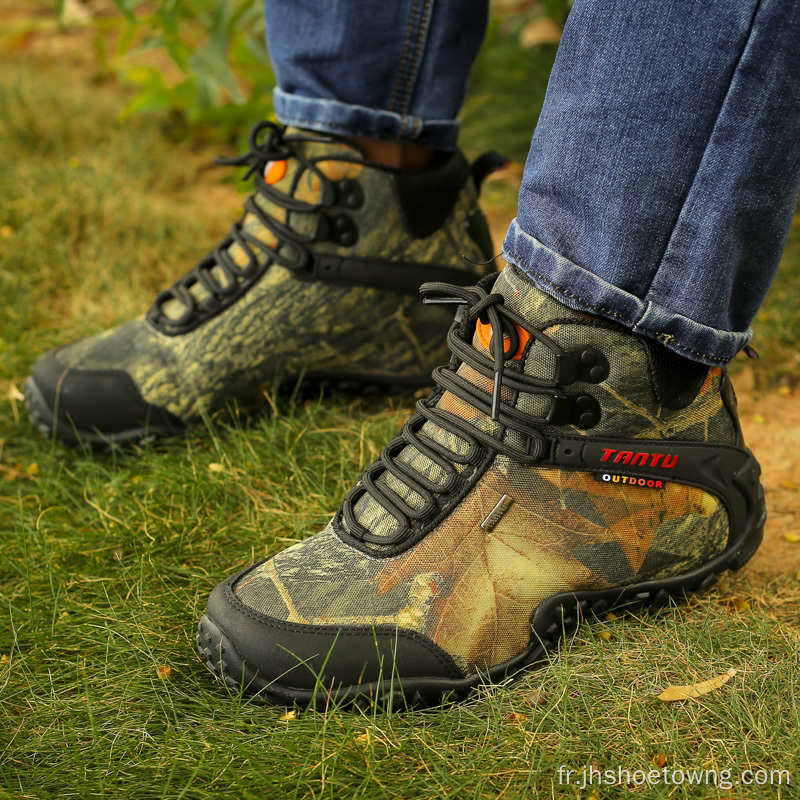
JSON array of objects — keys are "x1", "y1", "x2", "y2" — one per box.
[
  {"x1": 348, "y1": 266, "x2": 581, "y2": 547},
  {"x1": 159, "y1": 129, "x2": 365, "y2": 322}
]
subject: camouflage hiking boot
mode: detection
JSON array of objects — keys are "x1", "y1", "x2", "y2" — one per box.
[
  {"x1": 24, "y1": 122, "x2": 499, "y2": 447},
  {"x1": 197, "y1": 264, "x2": 765, "y2": 710}
]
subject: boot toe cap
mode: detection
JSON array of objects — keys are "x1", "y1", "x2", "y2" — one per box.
[
  {"x1": 27, "y1": 348, "x2": 183, "y2": 443},
  {"x1": 199, "y1": 568, "x2": 465, "y2": 705}
]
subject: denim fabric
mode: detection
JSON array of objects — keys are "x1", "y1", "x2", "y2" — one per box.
[
  {"x1": 264, "y1": 0, "x2": 488, "y2": 149},
  {"x1": 503, "y1": 0, "x2": 800, "y2": 365},
  {"x1": 265, "y1": 0, "x2": 800, "y2": 364}
]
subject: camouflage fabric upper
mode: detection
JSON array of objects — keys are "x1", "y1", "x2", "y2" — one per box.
[
  {"x1": 234, "y1": 265, "x2": 737, "y2": 675},
  {"x1": 51, "y1": 125, "x2": 491, "y2": 420}
]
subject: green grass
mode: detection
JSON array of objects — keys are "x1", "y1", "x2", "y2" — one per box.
[{"x1": 1, "y1": 48, "x2": 799, "y2": 800}]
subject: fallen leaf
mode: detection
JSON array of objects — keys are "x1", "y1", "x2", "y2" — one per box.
[
  {"x1": 523, "y1": 689, "x2": 545, "y2": 707},
  {"x1": 26, "y1": 463, "x2": 39, "y2": 476},
  {"x1": 723, "y1": 596, "x2": 751, "y2": 612},
  {"x1": 506, "y1": 712, "x2": 528, "y2": 724},
  {"x1": 0, "y1": 654, "x2": 8, "y2": 667},
  {"x1": 784, "y1": 532, "x2": 800, "y2": 543},
  {"x1": 657, "y1": 668, "x2": 736, "y2": 702},
  {"x1": 753, "y1": 413, "x2": 767, "y2": 425},
  {"x1": 605, "y1": 612, "x2": 618, "y2": 621},
  {"x1": 0, "y1": 463, "x2": 30, "y2": 481},
  {"x1": 519, "y1": 18, "x2": 562, "y2": 47},
  {"x1": 354, "y1": 729, "x2": 372, "y2": 744},
  {"x1": 780, "y1": 480, "x2": 798, "y2": 491},
  {"x1": 652, "y1": 753, "x2": 667, "y2": 767},
  {"x1": 776, "y1": 385, "x2": 792, "y2": 397},
  {"x1": 599, "y1": 631, "x2": 612, "y2": 640},
  {"x1": 0, "y1": 225, "x2": 13, "y2": 239},
  {"x1": 279, "y1": 710, "x2": 297, "y2": 721},
  {"x1": 208, "y1": 463, "x2": 224, "y2": 473},
  {"x1": 156, "y1": 665, "x2": 171, "y2": 679}
]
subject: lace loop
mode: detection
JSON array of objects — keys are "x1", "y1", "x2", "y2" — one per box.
[
  {"x1": 342, "y1": 279, "x2": 593, "y2": 546},
  {"x1": 147, "y1": 122, "x2": 342, "y2": 334}
]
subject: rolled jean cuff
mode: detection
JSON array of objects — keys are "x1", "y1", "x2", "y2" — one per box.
[
  {"x1": 502, "y1": 218, "x2": 751, "y2": 366},
  {"x1": 273, "y1": 88, "x2": 460, "y2": 150}
]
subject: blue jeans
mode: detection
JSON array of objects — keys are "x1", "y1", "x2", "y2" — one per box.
[{"x1": 265, "y1": 0, "x2": 800, "y2": 366}]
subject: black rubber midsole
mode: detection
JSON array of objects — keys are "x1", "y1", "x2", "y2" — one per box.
[
  {"x1": 25, "y1": 371, "x2": 432, "y2": 447},
  {"x1": 198, "y1": 509, "x2": 765, "y2": 708},
  {"x1": 23, "y1": 377, "x2": 184, "y2": 447}
]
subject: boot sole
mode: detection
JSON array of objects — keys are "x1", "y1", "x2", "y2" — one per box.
[
  {"x1": 196, "y1": 503, "x2": 765, "y2": 711},
  {"x1": 23, "y1": 372, "x2": 431, "y2": 451}
]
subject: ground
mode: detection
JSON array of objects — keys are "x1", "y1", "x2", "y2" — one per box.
[{"x1": 0, "y1": 5, "x2": 798, "y2": 800}]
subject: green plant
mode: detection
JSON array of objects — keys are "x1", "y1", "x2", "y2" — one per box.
[{"x1": 94, "y1": 0, "x2": 274, "y2": 132}]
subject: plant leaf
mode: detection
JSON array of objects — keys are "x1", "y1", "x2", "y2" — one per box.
[{"x1": 657, "y1": 668, "x2": 736, "y2": 702}]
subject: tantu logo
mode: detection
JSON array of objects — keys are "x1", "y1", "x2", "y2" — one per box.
[{"x1": 600, "y1": 449, "x2": 678, "y2": 469}]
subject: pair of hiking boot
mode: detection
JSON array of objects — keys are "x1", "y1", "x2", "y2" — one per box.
[{"x1": 25, "y1": 123, "x2": 765, "y2": 709}]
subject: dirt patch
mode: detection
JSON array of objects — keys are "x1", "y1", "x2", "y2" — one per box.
[{"x1": 737, "y1": 386, "x2": 800, "y2": 580}]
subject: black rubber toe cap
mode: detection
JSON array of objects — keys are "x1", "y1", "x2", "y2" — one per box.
[
  {"x1": 29, "y1": 349, "x2": 184, "y2": 440},
  {"x1": 203, "y1": 570, "x2": 465, "y2": 694}
]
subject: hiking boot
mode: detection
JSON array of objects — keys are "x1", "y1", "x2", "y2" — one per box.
[
  {"x1": 24, "y1": 122, "x2": 499, "y2": 447},
  {"x1": 197, "y1": 264, "x2": 766, "y2": 709}
]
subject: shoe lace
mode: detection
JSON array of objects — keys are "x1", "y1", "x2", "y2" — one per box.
[
  {"x1": 147, "y1": 122, "x2": 349, "y2": 333},
  {"x1": 340, "y1": 280, "x2": 593, "y2": 546}
]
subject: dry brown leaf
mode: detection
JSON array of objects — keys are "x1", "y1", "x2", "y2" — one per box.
[
  {"x1": 657, "y1": 668, "x2": 736, "y2": 702},
  {"x1": 506, "y1": 712, "x2": 528, "y2": 724},
  {"x1": 522, "y1": 689, "x2": 545, "y2": 707},
  {"x1": 723, "y1": 596, "x2": 751, "y2": 612},
  {"x1": 0, "y1": 463, "x2": 30, "y2": 482},
  {"x1": 520, "y1": 18, "x2": 562, "y2": 48}
]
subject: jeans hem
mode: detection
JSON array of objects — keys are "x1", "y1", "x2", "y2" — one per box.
[
  {"x1": 273, "y1": 88, "x2": 460, "y2": 149},
  {"x1": 502, "y1": 218, "x2": 751, "y2": 366}
]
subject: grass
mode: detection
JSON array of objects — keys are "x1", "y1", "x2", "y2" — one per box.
[{"x1": 1, "y1": 31, "x2": 799, "y2": 800}]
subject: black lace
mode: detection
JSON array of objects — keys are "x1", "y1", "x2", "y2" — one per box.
[
  {"x1": 147, "y1": 122, "x2": 350, "y2": 333},
  {"x1": 341, "y1": 280, "x2": 590, "y2": 546}
]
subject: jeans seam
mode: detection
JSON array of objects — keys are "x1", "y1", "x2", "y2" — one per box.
[
  {"x1": 640, "y1": 0, "x2": 765, "y2": 304},
  {"x1": 398, "y1": 0, "x2": 433, "y2": 116},
  {"x1": 389, "y1": 0, "x2": 421, "y2": 114},
  {"x1": 505, "y1": 246, "x2": 731, "y2": 363},
  {"x1": 275, "y1": 112, "x2": 442, "y2": 146}
]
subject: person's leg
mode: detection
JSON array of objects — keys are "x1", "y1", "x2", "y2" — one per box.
[
  {"x1": 265, "y1": 0, "x2": 488, "y2": 152},
  {"x1": 198, "y1": 2, "x2": 792, "y2": 708},
  {"x1": 24, "y1": 0, "x2": 495, "y2": 446},
  {"x1": 504, "y1": 0, "x2": 800, "y2": 366}
]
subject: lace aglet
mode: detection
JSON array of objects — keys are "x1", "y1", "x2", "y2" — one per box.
[{"x1": 491, "y1": 372, "x2": 501, "y2": 421}]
